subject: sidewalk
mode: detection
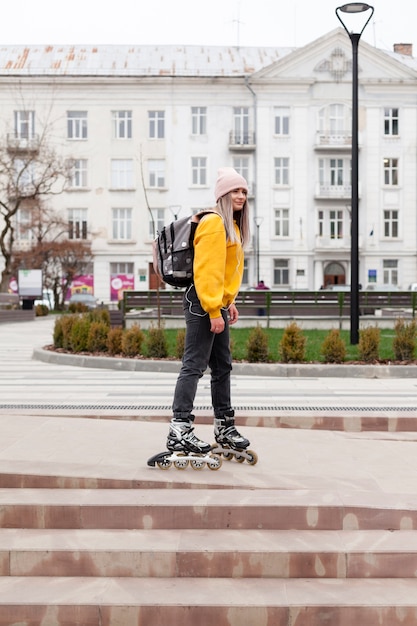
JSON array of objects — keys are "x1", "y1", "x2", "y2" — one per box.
[{"x1": 0, "y1": 316, "x2": 416, "y2": 492}]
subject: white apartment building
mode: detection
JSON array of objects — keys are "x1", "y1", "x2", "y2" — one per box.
[{"x1": 0, "y1": 28, "x2": 416, "y2": 303}]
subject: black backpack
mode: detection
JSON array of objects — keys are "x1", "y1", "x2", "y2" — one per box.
[{"x1": 152, "y1": 210, "x2": 219, "y2": 288}]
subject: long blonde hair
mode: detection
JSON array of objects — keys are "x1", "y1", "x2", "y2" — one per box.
[{"x1": 216, "y1": 193, "x2": 250, "y2": 248}]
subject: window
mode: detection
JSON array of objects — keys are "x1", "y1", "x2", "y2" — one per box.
[
  {"x1": 241, "y1": 258, "x2": 249, "y2": 286},
  {"x1": 112, "y1": 111, "x2": 132, "y2": 139},
  {"x1": 15, "y1": 208, "x2": 32, "y2": 241},
  {"x1": 112, "y1": 208, "x2": 132, "y2": 240},
  {"x1": 233, "y1": 107, "x2": 250, "y2": 144},
  {"x1": 384, "y1": 108, "x2": 399, "y2": 136},
  {"x1": 329, "y1": 210, "x2": 344, "y2": 239},
  {"x1": 383, "y1": 209, "x2": 399, "y2": 238},
  {"x1": 232, "y1": 157, "x2": 250, "y2": 186},
  {"x1": 67, "y1": 111, "x2": 87, "y2": 139},
  {"x1": 68, "y1": 159, "x2": 88, "y2": 188},
  {"x1": 111, "y1": 159, "x2": 134, "y2": 189},
  {"x1": 191, "y1": 157, "x2": 207, "y2": 186},
  {"x1": 274, "y1": 259, "x2": 289, "y2": 286},
  {"x1": 149, "y1": 208, "x2": 165, "y2": 238},
  {"x1": 110, "y1": 262, "x2": 134, "y2": 274},
  {"x1": 148, "y1": 160, "x2": 165, "y2": 188},
  {"x1": 148, "y1": 111, "x2": 165, "y2": 139},
  {"x1": 318, "y1": 208, "x2": 346, "y2": 239},
  {"x1": 68, "y1": 208, "x2": 88, "y2": 240},
  {"x1": 14, "y1": 159, "x2": 35, "y2": 194},
  {"x1": 274, "y1": 158, "x2": 290, "y2": 185},
  {"x1": 383, "y1": 158, "x2": 398, "y2": 185},
  {"x1": 319, "y1": 158, "x2": 351, "y2": 189},
  {"x1": 274, "y1": 208, "x2": 290, "y2": 237},
  {"x1": 318, "y1": 104, "x2": 348, "y2": 135},
  {"x1": 14, "y1": 111, "x2": 35, "y2": 139},
  {"x1": 191, "y1": 107, "x2": 207, "y2": 135},
  {"x1": 274, "y1": 107, "x2": 290, "y2": 135},
  {"x1": 383, "y1": 259, "x2": 398, "y2": 285}
]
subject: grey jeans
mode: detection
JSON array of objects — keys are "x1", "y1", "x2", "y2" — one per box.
[{"x1": 172, "y1": 285, "x2": 232, "y2": 421}]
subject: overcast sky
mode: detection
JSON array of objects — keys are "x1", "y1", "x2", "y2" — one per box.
[{"x1": 3, "y1": 0, "x2": 416, "y2": 54}]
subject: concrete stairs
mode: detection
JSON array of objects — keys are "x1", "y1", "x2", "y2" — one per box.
[{"x1": 0, "y1": 487, "x2": 417, "y2": 624}]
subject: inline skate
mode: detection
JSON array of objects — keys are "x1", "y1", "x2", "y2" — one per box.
[
  {"x1": 211, "y1": 411, "x2": 258, "y2": 465},
  {"x1": 147, "y1": 418, "x2": 222, "y2": 470}
]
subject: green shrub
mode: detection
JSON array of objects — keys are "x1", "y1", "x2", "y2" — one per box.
[
  {"x1": 121, "y1": 324, "x2": 144, "y2": 357},
  {"x1": 87, "y1": 321, "x2": 109, "y2": 352},
  {"x1": 358, "y1": 326, "x2": 380, "y2": 362},
  {"x1": 321, "y1": 329, "x2": 346, "y2": 364},
  {"x1": 146, "y1": 324, "x2": 169, "y2": 358},
  {"x1": 70, "y1": 316, "x2": 91, "y2": 353},
  {"x1": 35, "y1": 304, "x2": 49, "y2": 317},
  {"x1": 107, "y1": 327, "x2": 123, "y2": 356},
  {"x1": 53, "y1": 317, "x2": 64, "y2": 348},
  {"x1": 279, "y1": 322, "x2": 306, "y2": 363},
  {"x1": 393, "y1": 317, "x2": 416, "y2": 361},
  {"x1": 89, "y1": 308, "x2": 110, "y2": 326},
  {"x1": 59, "y1": 315, "x2": 77, "y2": 350},
  {"x1": 175, "y1": 328, "x2": 186, "y2": 360},
  {"x1": 246, "y1": 325, "x2": 269, "y2": 362},
  {"x1": 68, "y1": 302, "x2": 89, "y2": 313}
]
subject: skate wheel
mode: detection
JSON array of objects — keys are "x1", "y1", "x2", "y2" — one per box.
[
  {"x1": 156, "y1": 457, "x2": 172, "y2": 470},
  {"x1": 174, "y1": 453, "x2": 189, "y2": 470},
  {"x1": 190, "y1": 458, "x2": 206, "y2": 470},
  {"x1": 223, "y1": 451, "x2": 233, "y2": 461},
  {"x1": 207, "y1": 454, "x2": 222, "y2": 471},
  {"x1": 235, "y1": 453, "x2": 245, "y2": 463},
  {"x1": 245, "y1": 450, "x2": 258, "y2": 466}
]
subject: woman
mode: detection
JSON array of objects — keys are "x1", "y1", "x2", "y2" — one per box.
[{"x1": 166, "y1": 167, "x2": 251, "y2": 455}]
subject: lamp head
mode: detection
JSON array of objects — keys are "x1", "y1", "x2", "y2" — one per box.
[
  {"x1": 336, "y1": 2, "x2": 374, "y2": 38},
  {"x1": 338, "y1": 3, "x2": 372, "y2": 12}
]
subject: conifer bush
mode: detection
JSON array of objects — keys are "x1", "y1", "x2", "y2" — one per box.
[
  {"x1": 279, "y1": 321, "x2": 306, "y2": 363},
  {"x1": 87, "y1": 320, "x2": 109, "y2": 352},
  {"x1": 107, "y1": 327, "x2": 123, "y2": 356},
  {"x1": 59, "y1": 315, "x2": 78, "y2": 350},
  {"x1": 175, "y1": 328, "x2": 186, "y2": 360},
  {"x1": 320, "y1": 328, "x2": 346, "y2": 363},
  {"x1": 358, "y1": 326, "x2": 380, "y2": 362},
  {"x1": 393, "y1": 317, "x2": 416, "y2": 361},
  {"x1": 146, "y1": 324, "x2": 169, "y2": 358},
  {"x1": 121, "y1": 324, "x2": 144, "y2": 357},
  {"x1": 53, "y1": 317, "x2": 64, "y2": 348},
  {"x1": 70, "y1": 315, "x2": 91, "y2": 353},
  {"x1": 246, "y1": 325, "x2": 269, "y2": 362}
]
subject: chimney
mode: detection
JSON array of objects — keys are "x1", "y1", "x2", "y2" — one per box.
[{"x1": 393, "y1": 43, "x2": 413, "y2": 57}]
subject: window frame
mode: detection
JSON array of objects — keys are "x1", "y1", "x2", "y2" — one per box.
[{"x1": 67, "y1": 111, "x2": 88, "y2": 140}]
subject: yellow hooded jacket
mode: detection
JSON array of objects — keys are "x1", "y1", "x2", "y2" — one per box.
[{"x1": 193, "y1": 213, "x2": 244, "y2": 319}]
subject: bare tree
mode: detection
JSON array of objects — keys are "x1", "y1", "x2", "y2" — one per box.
[
  {"x1": 11, "y1": 203, "x2": 92, "y2": 310},
  {"x1": 0, "y1": 134, "x2": 70, "y2": 292}
]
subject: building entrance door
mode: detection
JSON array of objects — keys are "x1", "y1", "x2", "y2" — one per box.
[{"x1": 324, "y1": 261, "x2": 346, "y2": 287}]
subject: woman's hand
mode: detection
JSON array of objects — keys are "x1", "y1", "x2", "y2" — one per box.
[
  {"x1": 228, "y1": 303, "x2": 239, "y2": 326},
  {"x1": 210, "y1": 316, "x2": 225, "y2": 334}
]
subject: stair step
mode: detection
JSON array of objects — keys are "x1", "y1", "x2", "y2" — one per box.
[
  {"x1": 0, "y1": 528, "x2": 415, "y2": 579},
  {"x1": 0, "y1": 488, "x2": 417, "y2": 531},
  {"x1": 0, "y1": 577, "x2": 416, "y2": 625}
]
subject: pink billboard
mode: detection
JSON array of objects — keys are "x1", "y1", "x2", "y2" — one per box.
[{"x1": 110, "y1": 274, "x2": 134, "y2": 301}]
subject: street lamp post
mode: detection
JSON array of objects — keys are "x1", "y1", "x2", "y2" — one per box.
[
  {"x1": 254, "y1": 216, "x2": 263, "y2": 285},
  {"x1": 336, "y1": 2, "x2": 374, "y2": 344}
]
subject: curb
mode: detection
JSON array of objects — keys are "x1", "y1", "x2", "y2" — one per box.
[{"x1": 33, "y1": 347, "x2": 417, "y2": 378}]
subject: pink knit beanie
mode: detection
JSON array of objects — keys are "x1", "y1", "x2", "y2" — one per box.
[{"x1": 215, "y1": 167, "x2": 248, "y2": 202}]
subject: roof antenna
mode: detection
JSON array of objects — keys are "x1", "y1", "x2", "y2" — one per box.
[{"x1": 232, "y1": 1, "x2": 243, "y2": 48}]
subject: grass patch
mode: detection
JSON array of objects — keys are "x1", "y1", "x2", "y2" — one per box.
[{"x1": 146, "y1": 327, "x2": 404, "y2": 363}]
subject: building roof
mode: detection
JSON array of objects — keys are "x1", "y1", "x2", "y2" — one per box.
[{"x1": 0, "y1": 44, "x2": 295, "y2": 77}]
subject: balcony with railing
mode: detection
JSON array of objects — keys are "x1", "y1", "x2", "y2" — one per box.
[
  {"x1": 7, "y1": 134, "x2": 40, "y2": 153},
  {"x1": 228, "y1": 131, "x2": 256, "y2": 151},
  {"x1": 314, "y1": 182, "x2": 360, "y2": 200},
  {"x1": 315, "y1": 235, "x2": 363, "y2": 251},
  {"x1": 315, "y1": 130, "x2": 361, "y2": 150}
]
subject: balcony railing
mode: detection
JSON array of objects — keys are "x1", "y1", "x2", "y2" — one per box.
[
  {"x1": 7, "y1": 134, "x2": 40, "y2": 152},
  {"x1": 315, "y1": 235, "x2": 363, "y2": 250},
  {"x1": 315, "y1": 183, "x2": 357, "y2": 199},
  {"x1": 228, "y1": 131, "x2": 256, "y2": 151}
]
